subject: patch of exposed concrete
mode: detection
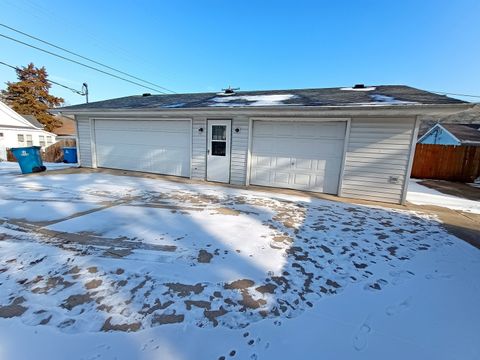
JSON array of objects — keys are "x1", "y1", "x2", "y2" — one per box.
[
  {"x1": 224, "y1": 279, "x2": 255, "y2": 290},
  {"x1": 31, "y1": 276, "x2": 74, "y2": 294},
  {"x1": 239, "y1": 290, "x2": 267, "y2": 309},
  {"x1": 101, "y1": 317, "x2": 141, "y2": 332},
  {"x1": 141, "y1": 299, "x2": 174, "y2": 315},
  {"x1": 185, "y1": 300, "x2": 211, "y2": 310},
  {"x1": 0, "y1": 297, "x2": 27, "y2": 318},
  {"x1": 85, "y1": 279, "x2": 102, "y2": 290},
  {"x1": 204, "y1": 307, "x2": 227, "y2": 326},
  {"x1": 165, "y1": 283, "x2": 205, "y2": 297},
  {"x1": 255, "y1": 283, "x2": 277, "y2": 294},
  {"x1": 151, "y1": 311, "x2": 184, "y2": 325},
  {"x1": 62, "y1": 293, "x2": 93, "y2": 310},
  {"x1": 197, "y1": 249, "x2": 213, "y2": 263},
  {"x1": 215, "y1": 207, "x2": 240, "y2": 216}
]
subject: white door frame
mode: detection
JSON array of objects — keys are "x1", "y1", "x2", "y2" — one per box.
[
  {"x1": 246, "y1": 117, "x2": 350, "y2": 194},
  {"x1": 207, "y1": 119, "x2": 231, "y2": 183}
]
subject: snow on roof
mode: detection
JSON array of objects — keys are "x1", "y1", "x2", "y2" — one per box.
[
  {"x1": 340, "y1": 86, "x2": 376, "y2": 91},
  {"x1": 209, "y1": 94, "x2": 298, "y2": 107},
  {"x1": 369, "y1": 94, "x2": 419, "y2": 105},
  {"x1": 57, "y1": 85, "x2": 469, "y2": 112}
]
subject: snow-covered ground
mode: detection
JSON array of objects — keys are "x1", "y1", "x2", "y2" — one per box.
[
  {"x1": 0, "y1": 167, "x2": 479, "y2": 360},
  {"x1": 0, "y1": 161, "x2": 77, "y2": 176},
  {"x1": 407, "y1": 179, "x2": 480, "y2": 214}
]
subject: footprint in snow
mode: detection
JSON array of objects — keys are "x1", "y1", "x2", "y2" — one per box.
[
  {"x1": 353, "y1": 322, "x2": 371, "y2": 351},
  {"x1": 425, "y1": 270, "x2": 453, "y2": 280},
  {"x1": 389, "y1": 270, "x2": 415, "y2": 285},
  {"x1": 386, "y1": 297, "x2": 412, "y2": 316}
]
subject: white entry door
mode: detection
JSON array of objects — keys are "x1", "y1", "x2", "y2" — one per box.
[
  {"x1": 250, "y1": 120, "x2": 346, "y2": 194},
  {"x1": 207, "y1": 119, "x2": 231, "y2": 183}
]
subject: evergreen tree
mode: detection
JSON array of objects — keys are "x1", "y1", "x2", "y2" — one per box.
[{"x1": 1, "y1": 63, "x2": 64, "y2": 131}]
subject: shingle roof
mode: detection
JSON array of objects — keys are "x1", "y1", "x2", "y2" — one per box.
[
  {"x1": 52, "y1": 115, "x2": 76, "y2": 136},
  {"x1": 22, "y1": 114, "x2": 44, "y2": 128},
  {"x1": 58, "y1": 85, "x2": 467, "y2": 111},
  {"x1": 442, "y1": 124, "x2": 480, "y2": 143}
]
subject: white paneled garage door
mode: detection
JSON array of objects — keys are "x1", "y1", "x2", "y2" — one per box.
[
  {"x1": 250, "y1": 121, "x2": 346, "y2": 194},
  {"x1": 94, "y1": 119, "x2": 190, "y2": 177}
]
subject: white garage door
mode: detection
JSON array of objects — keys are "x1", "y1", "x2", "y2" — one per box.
[
  {"x1": 250, "y1": 121, "x2": 346, "y2": 194},
  {"x1": 94, "y1": 119, "x2": 190, "y2": 177}
]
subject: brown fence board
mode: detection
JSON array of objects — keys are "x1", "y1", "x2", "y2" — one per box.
[
  {"x1": 411, "y1": 144, "x2": 480, "y2": 182},
  {"x1": 6, "y1": 139, "x2": 76, "y2": 163}
]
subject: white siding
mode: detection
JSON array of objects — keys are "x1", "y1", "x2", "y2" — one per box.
[
  {"x1": 76, "y1": 116, "x2": 93, "y2": 167},
  {"x1": 191, "y1": 117, "x2": 207, "y2": 180},
  {"x1": 230, "y1": 116, "x2": 249, "y2": 185},
  {"x1": 340, "y1": 117, "x2": 415, "y2": 204}
]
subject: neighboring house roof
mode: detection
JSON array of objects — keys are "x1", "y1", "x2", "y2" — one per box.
[
  {"x1": 22, "y1": 115, "x2": 45, "y2": 129},
  {"x1": 0, "y1": 101, "x2": 42, "y2": 129},
  {"x1": 51, "y1": 115, "x2": 76, "y2": 136},
  {"x1": 418, "y1": 123, "x2": 480, "y2": 145},
  {"x1": 442, "y1": 124, "x2": 480, "y2": 143},
  {"x1": 58, "y1": 85, "x2": 468, "y2": 111}
]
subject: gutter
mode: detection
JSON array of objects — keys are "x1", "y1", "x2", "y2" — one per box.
[{"x1": 51, "y1": 103, "x2": 475, "y2": 118}]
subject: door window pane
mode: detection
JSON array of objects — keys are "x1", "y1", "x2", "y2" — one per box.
[
  {"x1": 212, "y1": 125, "x2": 226, "y2": 140},
  {"x1": 211, "y1": 141, "x2": 226, "y2": 156}
]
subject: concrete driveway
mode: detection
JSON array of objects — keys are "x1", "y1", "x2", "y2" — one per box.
[{"x1": 0, "y1": 166, "x2": 479, "y2": 360}]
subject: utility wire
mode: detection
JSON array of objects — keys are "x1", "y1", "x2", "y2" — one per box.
[
  {"x1": 0, "y1": 33, "x2": 167, "y2": 94},
  {"x1": 0, "y1": 23, "x2": 175, "y2": 94},
  {"x1": 0, "y1": 60, "x2": 85, "y2": 95},
  {"x1": 430, "y1": 91, "x2": 480, "y2": 99}
]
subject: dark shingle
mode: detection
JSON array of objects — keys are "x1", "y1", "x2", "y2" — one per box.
[
  {"x1": 442, "y1": 124, "x2": 480, "y2": 143},
  {"x1": 22, "y1": 115, "x2": 44, "y2": 128},
  {"x1": 59, "y1": 85, "x2": 467, "y2": 111}
]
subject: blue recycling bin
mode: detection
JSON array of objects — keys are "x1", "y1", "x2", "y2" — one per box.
[
  {"x1": 10, "y1": 146, "x2": 46, "y2": 174},
  {"x1": 63, "y1": 147, "x2": 78, "y2": 163}
]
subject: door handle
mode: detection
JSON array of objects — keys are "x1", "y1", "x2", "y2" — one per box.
[{"x1": 207, "y1": 149, "x2": 210, "y2": 155}]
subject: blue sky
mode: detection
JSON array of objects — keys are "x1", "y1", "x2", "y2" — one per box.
[{"x1": 1, "y1": 0, "x2": 479, "y2": 105}]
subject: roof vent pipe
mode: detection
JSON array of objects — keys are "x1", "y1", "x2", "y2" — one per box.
[{"x1": 222, "y1": 86, "x2": 239, "y2": 95}]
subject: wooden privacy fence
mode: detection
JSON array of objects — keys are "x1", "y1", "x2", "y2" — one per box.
[
  {"x1": 6, "y1": 139, "x2": 77, "y2": 163},
  {"x1": 411, "y1": 144, "x2": 480, "y2": 182}
]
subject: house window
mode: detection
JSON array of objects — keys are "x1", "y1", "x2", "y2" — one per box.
[
  {"x1": 26, "y1": 134, "x2": 33, "y2": 146},
  {"x1": 0, "y1": 132, "x2": 4, "y2": 138},
  {"x1": 17, "y1": 134, "x2": 25, "y2": 144},
  {"x1": 39, "y1": 135, "x2": 45, "y2": 147},
  {"x1": 46, "y1": 136, "x2": 53, "y2": 145}
]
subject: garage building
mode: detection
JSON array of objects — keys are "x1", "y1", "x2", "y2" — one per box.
[{"x1": 57, "y1": 85, "x2": 472, "y2": 204}]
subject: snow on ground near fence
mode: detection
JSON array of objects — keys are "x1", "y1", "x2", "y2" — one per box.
[
  {"x1": 407, "y1": 179, "x2": 480, "y2": 214},
  {"x1": 0, "y1": 170, "x2": 479, "y2": 360},
  {"x1": 0, "y1": 161, "x2": 77, "y2": 176}
]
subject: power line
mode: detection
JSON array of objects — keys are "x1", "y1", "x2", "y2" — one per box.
[
  {"x1": 431, "y1": 90, "x2": 480, "y2": 99},
  {"x1": 0, "y1": 32, "x2": 168, "y2": 94},
  {"x1": 0, "y1": 60, "x2": 85, "y2": 95},
  {"x1": 0, "y1": 23, "x2": 175, "y2": 94}
]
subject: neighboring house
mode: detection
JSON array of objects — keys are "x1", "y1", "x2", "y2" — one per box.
[
  {"x1": 0, "y1": 101, "x2": 57, "y2": 160},
  {"x1": 51, "y1": 115, "x2": 77, "y2": 140},
  {"x1": 56, "y1": 85, "x2": 473, "y2": 205},
  {"x1": 417, "y1": 123, "x2": 480, "y2": 146}
]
